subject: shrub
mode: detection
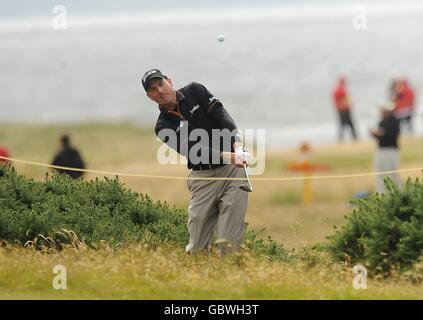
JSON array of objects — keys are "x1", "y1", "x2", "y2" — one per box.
[
  {"x1": 0, "y1": 165, "x2": 287, "y2": 259},
  {"x1": 326, "y1": 177, "x2": 423, "y2": 274},
  {"x1": 244, "y1": 226, "x2": 289, "y2": 261}
]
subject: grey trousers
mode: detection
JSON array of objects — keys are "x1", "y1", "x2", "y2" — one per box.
[
  {"x1": 185, "y1": 164, "x2": 249, "y2": 254},
  {"x1": 374, "y1": 147, "x2": 400, "y2": 193}
]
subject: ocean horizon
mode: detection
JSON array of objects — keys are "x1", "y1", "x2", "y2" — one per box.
[{"x1": 1, "y1": 0, "x2": 422, "y2": 147}]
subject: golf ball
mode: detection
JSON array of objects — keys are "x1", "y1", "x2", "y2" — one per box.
[{"x1": 217, "y1": 34, "x2": 225, "y2": 42}]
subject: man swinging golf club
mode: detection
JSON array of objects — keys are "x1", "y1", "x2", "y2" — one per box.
[{"x1": 142, "y1": 68, "x2": 251, "y2": 254}]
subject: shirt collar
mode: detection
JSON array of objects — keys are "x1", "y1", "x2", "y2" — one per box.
[
  {"x1": 176, "y1": 90, "x2": 185, "y2": 101},
  {"x1": 158, "y1": 89, "x2": 185, "y2": 114}
]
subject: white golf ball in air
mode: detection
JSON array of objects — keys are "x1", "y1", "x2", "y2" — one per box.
[{"x1": 217, "y1": 34, "x2": 225, "y2": 43}]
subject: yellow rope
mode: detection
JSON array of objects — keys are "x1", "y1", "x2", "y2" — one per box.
[{"x1": 1, "y1": 155, "x2": 422, "y2": 182}]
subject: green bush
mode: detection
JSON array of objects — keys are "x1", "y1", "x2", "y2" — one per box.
[
  {"x1": 326, "y1": 177, "x2": 423, "y2": 274},
  {"x1": 244, "y1": 226, "x2": 289, "y2": 261},
  {"x1": 0, "y1": 165, "x2": 162, "y2": 246},
  {"x1": 0, "y1": 165, "x2": 286, "y2": 259}
]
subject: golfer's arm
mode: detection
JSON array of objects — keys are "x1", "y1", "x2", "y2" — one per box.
[
  {"x1": 156, "y1": 127, "x2": 221, "y2": 161},
  {"x1": 192, "y1": 82, "x2": 242, "y2": 151},
  {"x1": 208, "y1": 106, "x2": 243, "y2": 157}
]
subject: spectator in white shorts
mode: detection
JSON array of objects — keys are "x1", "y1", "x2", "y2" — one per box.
[{"x1": 369, "y1": 102, "x2": 401, "y2": 193}]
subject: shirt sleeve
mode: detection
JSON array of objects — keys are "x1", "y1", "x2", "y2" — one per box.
[{"x1": 191, "y1": 82, "x2": 242, "y2": 144}]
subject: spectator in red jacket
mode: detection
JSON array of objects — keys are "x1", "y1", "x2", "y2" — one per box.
[
  {"x1": 0, "y1": 145, "x2": 11, "y2": 166},
  {"x1": 393, "y1": 78, "x2": 416, "y2": 133},
  {"x1": 332, "y1": 77, "x2": 358, "y2": 142}
]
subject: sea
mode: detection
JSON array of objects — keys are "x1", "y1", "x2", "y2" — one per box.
[{"x1": 1, "y1": 0, "x2": 422, "y2": 147}]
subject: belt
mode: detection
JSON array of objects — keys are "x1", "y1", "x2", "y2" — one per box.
[{"x1": 191, "y1": 163, "x2": 226, "y2": 171}]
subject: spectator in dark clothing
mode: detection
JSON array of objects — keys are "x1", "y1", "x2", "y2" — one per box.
[
  {"x1": 51, "y1": 134, "x2": 85, "y2": 179},
  {"x1": 369, "y1": 102, "x2": 401, "y2": 193}
]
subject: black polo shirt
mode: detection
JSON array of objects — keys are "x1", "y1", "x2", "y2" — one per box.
[
  {"x1": 155, "y1": 82, "x2": 241, "y2": 169},
  {"x1": 378, "y1": 115, "x2": 400, "y2": 148}
]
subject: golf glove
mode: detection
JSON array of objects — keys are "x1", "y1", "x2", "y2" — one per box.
[{"x1": 234, "y1": 146, "x2": 251, "y2": 165}]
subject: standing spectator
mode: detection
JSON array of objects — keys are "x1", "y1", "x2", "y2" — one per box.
[
  {"x1": 393, "y1": 79, "x2": 416, "y2": 133},
  {"x1": 369, "y1": 103, "x2": 401, "y2": 193},
  {"x1": 332, "y1": 77, "x2": 358, "y2": 142},
  {"x1": 51, "y1": 134, "x2": 85, "y2": 179}
]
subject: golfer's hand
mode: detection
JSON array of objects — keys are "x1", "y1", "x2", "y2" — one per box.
[
  {"x1": 369, "y1": 128, "x2": 384, "y2": 138},
  {"x1": 221, "y1": 151, "x2": 249, "y2": 168},
  {"x1": 234, "y1": 146, "x2": 251, "y2": 165}
]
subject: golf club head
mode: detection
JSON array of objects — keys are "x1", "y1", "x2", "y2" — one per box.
[{"x1": 240, "y1": 184, "x2": 253, "y2": 192}]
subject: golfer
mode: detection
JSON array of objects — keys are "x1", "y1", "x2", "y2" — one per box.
[{"x1": 142, "y1": 69, "x2": 251, "y2": 254}]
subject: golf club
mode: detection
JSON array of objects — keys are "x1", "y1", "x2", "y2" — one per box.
[
  {"x1": 240, "y1": 162, "x2": 253, "y2": 192},
  {"x1": 239, "y1": 145, "x2": 253, "y2": 192}
]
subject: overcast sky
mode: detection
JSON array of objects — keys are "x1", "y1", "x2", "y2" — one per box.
[{"x1": 0, "y1": 0, "x2": 344, "y2": 18}]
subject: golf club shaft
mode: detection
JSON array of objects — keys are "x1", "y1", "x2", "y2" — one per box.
[{"x1": 242, "y1": 162, "x2": 253, "y2": 192}]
